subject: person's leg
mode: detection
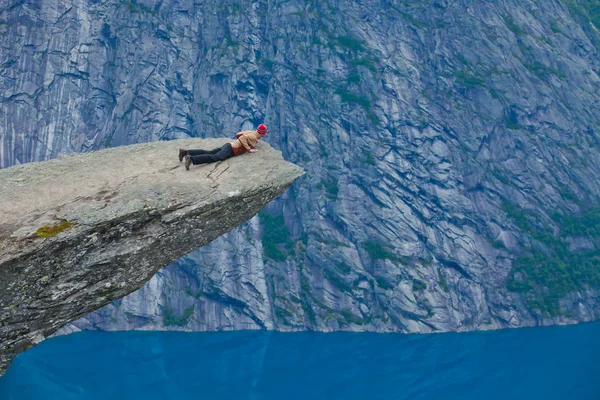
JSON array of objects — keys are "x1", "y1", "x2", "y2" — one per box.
[
  {"x1": 187, "y1": 147, "x2": 221, "y2": 156},
  {"x1": 189, "y1": 153, "x2": 217, "y2": 164},
  {"x1": 180, "y1": 147, "x2": 221, "y2": 162},
  {"x1": 189, "y1": 144, "x2": 234, "y2": 165},
  {"x1": 214, "y1": 143, "x2": 235, "y2": 160}
]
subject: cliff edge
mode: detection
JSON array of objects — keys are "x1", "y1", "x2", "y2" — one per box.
[{"x1": 0, "y1": 138, "x2": 304, "y2": 375}]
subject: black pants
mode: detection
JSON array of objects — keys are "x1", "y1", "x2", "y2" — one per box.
[{"x1": 188, "y1": 143, "x2": 235, "y2": 165}]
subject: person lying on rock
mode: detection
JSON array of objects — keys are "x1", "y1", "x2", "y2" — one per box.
[{"x1": 179, "y1": 124, "x2": 268, "y2": 170}]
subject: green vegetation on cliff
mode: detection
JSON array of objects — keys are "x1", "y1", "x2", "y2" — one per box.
[
  {"x1": 563, "y1": 0, "x2": 600, "y2": 46},
  {"x1": 163, "y1": 306, "x2": 195, "y2": 327},
  {"x1": 363, "y1": 241, "x2": 400, "y2": 262},
  {"x1": 505, "y1": 205, "x2": 600, "y2": 315},
  {"x1": 259, "y1": 211, "x2": 294, "y2": 261}
]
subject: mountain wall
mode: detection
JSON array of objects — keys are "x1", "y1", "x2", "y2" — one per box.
[{"x1": 2, "y1": 0, "x2": 600, "y2": 335}]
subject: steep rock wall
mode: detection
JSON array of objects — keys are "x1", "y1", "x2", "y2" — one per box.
[{"x1": 1, "y1": 0, "x2": 600, "y2": 335}]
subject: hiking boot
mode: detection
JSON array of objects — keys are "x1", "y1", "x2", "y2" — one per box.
[
  {"x1": 184, "y1": 155, "x2": 192, "y2": 171},
  {"x1": 178, "y1": 149, "x2": 187, "y2": 162}
]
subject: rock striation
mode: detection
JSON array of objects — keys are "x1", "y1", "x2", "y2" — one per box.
[
  {"x1": 0, "y1": 138, "x2": 304, "y2": 375},
  {"x1": 2, "y1": 0, "x2": 600, "y2": 343}
]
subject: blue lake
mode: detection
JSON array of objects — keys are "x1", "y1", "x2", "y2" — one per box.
[{"x1": 1, "y1": 322, "x2": 599, "y2": 400}]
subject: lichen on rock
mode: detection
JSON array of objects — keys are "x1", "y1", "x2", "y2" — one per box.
[{"x1": 33, "y1": 220, "x2": 72, "y2": 238}]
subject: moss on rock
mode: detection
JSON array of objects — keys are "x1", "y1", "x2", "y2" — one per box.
[{"x1": 34, "y1": 220, "x2": 72, "y2": 238}]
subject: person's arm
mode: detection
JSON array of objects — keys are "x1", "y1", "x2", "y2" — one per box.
[
  {"x1": 248, "y1": 131, "x2": 260, "y2": 152},
  {"x1": 239, "y1": 135, "x2": 253, "y2": 151}
]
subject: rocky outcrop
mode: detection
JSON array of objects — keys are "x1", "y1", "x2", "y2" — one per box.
[
  {"x1": 0, "y1": 138, "x2": 303, "y2": 375},
  {"x1": 2, "y1": 0, "x2": 600, "y2": 341}
]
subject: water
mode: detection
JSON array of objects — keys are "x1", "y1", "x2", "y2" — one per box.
[{"x1": 1, "y1": 323, "x2": 599, "y2": 400}]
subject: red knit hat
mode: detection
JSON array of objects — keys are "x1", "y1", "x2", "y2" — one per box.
[{"x1": 257, "y1": 124, "x2": 267, "y2": 135}]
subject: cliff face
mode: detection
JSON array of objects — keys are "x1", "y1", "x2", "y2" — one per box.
[
  {"x1": 0, "y1": 139, "x2": 303, "y2": 375},
  {"x1": 2, "y1": 0, "x2": 600, "y2": 336}
]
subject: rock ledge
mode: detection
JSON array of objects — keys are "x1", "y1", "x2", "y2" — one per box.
[{"x1": 0, "y1": 139, "x2": 304, "y2": 375}]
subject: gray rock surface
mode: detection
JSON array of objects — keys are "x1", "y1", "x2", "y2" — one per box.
[
  {"x1": 1, "y1": 0, "x2": 600, "y2": 344},
  {"x1": 0, "y1": 138, "x2": 303, "y2": 375}
]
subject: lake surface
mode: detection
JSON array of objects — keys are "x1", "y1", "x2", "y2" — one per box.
[{"x1": 1, "y1": 322, "x2": 599, "y2": 399}]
